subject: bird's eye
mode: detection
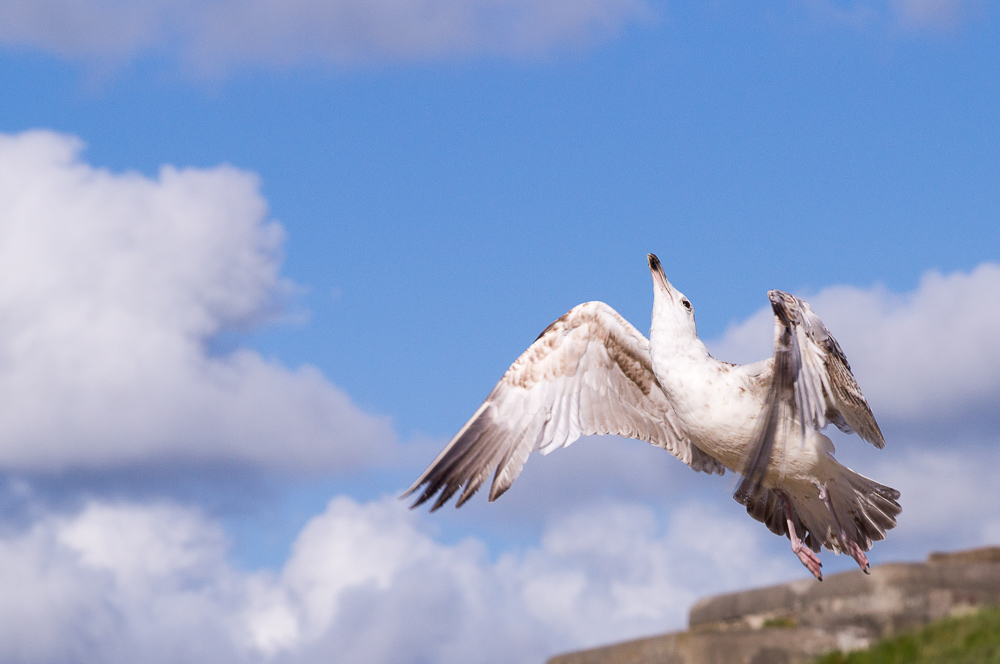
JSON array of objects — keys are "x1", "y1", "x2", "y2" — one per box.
[{"x1": 682, "y1": 299, "x2": 692, "y2": 311}]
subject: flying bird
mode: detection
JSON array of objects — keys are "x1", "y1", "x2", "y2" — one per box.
[{"x1": 405, "y1": 254, "x2": 900, "y2": 580}]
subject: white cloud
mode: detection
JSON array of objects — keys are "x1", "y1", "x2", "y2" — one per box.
[
  {"x1": 844, "y1": 443, "x2": 1000, "y2": 562},
  {"x1": 708, "y1": 263, "x2": 1000, "y2": 426},
  {"x1": 0, "y1": 0, "x2": 984, "y2": 72},
  {"x1": 0, "y1": 0, "x2": 649, "y2": 71},
  {"x1": 0, "y1": 501, "x2": 248, "y2": 663},
  {"x1": 0, "y1": 495, "x2": 796, "y2": 664},
  {"x1": 247, "y1": 497, "x2": 792, "y2": 661},
  {"x1": 0, "y1": 129, "x2": 393, "y2": 472},
  {"x1": 5, "y1": 454, "x2": 998, "y2": 662},
  {"x1": 504, "y1": 500, "x2": 793, "y2": 648}
]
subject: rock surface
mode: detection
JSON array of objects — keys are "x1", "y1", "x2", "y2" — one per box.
[{"x1": 547, "y1": 547, "x2": 1000, "y2": 664}]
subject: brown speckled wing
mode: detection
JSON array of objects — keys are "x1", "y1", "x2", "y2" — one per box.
[
  {"x1": 738, "y1": 290, "x2": 885, "y2": 497},
  {"x1": 820, "y1": 333, "x2": 885, "y2": 448},
  {"x1": 405, "y1": 301, "x2": 725, "y2": 511}
]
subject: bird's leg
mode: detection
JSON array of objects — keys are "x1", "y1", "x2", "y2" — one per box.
[
  {"x1": 817, "y1": 484, "x2": 869, "y2": 574},
  {"x1": 779, "y1": 492, "x2": 823, "y2": 581}
]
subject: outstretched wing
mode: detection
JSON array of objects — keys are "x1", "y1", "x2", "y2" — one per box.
[
  {"x1": 740, "y1": 290, "x2": 884, "y2": 488},
  {"x1": 405, "y1": 301, "x2": 725, "y2": 511}
]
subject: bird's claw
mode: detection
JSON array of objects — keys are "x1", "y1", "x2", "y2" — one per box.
[
  {"x1": 845, "y1": 540, "x2": 870, "y2": 574},
  {"x1": 794, "y1": 544, "x2": 823, "y2": 581},
  {"x1": 817, "y1": 482, "x2": 872, "y2": 576}
]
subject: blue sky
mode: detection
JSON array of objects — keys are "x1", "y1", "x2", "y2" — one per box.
[{"x1": 0, "y1": 1, "x2": 998, "y2": 662}]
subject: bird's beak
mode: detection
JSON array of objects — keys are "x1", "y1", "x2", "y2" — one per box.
[{"x1": 647, "y1": 253, "x2": 673, "y2": 300}]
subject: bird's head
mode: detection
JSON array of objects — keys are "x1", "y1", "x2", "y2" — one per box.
[{"x1": 648, "y1": 253, "x2": 698, "y2": 341}]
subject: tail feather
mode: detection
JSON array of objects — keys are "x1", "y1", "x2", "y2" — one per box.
[
  {"x1": 736, "y1": 466, "x2": 900, "y2": 555},
  {"x1": 831, "y1": 469, "x2": 901, "y2": 550},
  {"x1": 735, "y1": 482, "x2": 821, "y2": 552}
]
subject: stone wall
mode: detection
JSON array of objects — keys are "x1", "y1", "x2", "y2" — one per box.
[{"x1": 547, "y1": 547, "x2": 1000, "y2": 664}]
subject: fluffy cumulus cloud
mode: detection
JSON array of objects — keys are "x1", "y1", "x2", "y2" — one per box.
[
  {"x1": 0, "y1": 494, "x2": 795, "y2": 664},
  {"x1": 868, "y1": 445, "x2": 1000, "y2": 554},
  {"x1": 0, "y1": 0, "x2": 648, "y2": 71},
  {"x1": 0, "y1": 501, "x2": 246, "y2": 663},
  {"x1": 0, "y1": 130, "x2": 393, "y2": 472}
]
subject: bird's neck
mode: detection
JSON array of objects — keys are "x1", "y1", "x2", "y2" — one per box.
[
  {"x1": 649, "y1": 298, "x2": 704, "y2": 358},
  {"x1": 648, "y1": 331, "x2": 722, "y2": 418},
  {"x1": 649, "y1": 301, "x2": 716, "y2": 390},
  {"x1": 649, "y1": 328, "x2": 711, "y2": 364}
]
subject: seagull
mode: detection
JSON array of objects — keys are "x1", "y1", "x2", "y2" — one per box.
[{"x1": 405, "y1": 254, "x2": 900, "y2": 580}]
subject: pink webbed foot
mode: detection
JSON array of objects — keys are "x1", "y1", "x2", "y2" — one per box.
[
  {"x1": 793, "y1": 540, "x2": 823, "y2": 580},
  {"x1": 779, "y1": 492, "x2": 823, "y2": 581},
  {"x1": 845, "y1": 540, "x2": 870, "y2": 574}
]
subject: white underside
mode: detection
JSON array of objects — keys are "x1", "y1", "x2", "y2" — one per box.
[{"x1": 650, "y1": 345, "x2": 839, "y2": 490}]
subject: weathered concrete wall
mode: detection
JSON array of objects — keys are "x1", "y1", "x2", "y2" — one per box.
[
  {"x1": 690, "y1": 557, "x2": 1000, "y2": 637},
  {"x1": 547, "y1": 547, "x2": 1000, "y2": 664},
  {"x1": 547, "y1": 627, "x2": 843, "y2": 664}
]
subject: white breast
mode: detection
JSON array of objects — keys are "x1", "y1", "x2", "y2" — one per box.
[{"x1": 650, "y1": 351, "x2": 763, "y2": 470}]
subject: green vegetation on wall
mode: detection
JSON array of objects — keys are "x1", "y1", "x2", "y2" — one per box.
[{"x1": 816, "y1": 606, "x2": 1000, "y2": 664}]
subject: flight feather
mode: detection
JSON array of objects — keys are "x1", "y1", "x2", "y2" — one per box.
[{"x1": 405, "y1": 301, "x2": 724, "y2": 511}]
